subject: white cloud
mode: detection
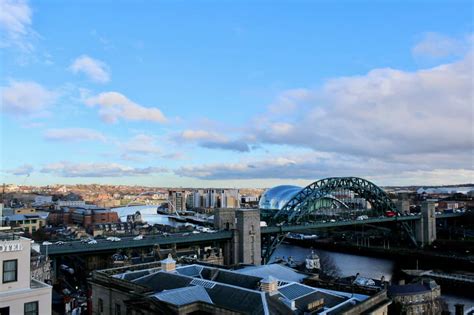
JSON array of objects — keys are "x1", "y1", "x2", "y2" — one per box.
[
  {"x1": 0, "y1": 0, "x2": 34, "y2": 51},
  {"x1": 120, "y1": 134, "x2": 162, "y2": 161},
  {"x1": 41, "y1": 161, "x2": 167, "y2": 177},
  {"x1": 70, "y1": 55, "x2": 110, "y2": 83},
  {"x1": 253, "y1": 54, "x2": 473, "y2": 160},
  {"x1": 175, "y1": 151, "x2": 398, "y2": 180},
  {"x1": 178, "y1": 53, "x2": 473, "y2": 184},
  {"x1": 175, "y1": 151, "x2": 474, "y2": 185},
  {"x1": 7, "y1": 164, "x2": 33, "y2": 176},
  {"x1": 0, "y1": 80, "x2": 56, "y2": 115},
  {"x1": 180, "y1": 130, "x2": 226, "y2": 142},
  {"x1": 44, "y1": 128, "x2": 107, "y2": 142},
  {"x1": 175, "y1": 129, "x2": 250, "y2": 152},
  {"x1": 85, "y1": 92, "x2": 167, "y2": 123},
  {"x1": 412, "y1": 32, "x2": 472, "y2": 59}
]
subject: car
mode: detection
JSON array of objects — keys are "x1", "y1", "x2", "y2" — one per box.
[
  {"x1": 107, "y1": 237, "x2": 121, "y2": 242},
  {"x1": 329, "y1": 219, "x2": 336, "y2": 223},
  {"x1": 42, "y1": 241, "x2": 53, "y2": 245},
  {"x1": 87, "y1": 240, "x2": 97, "y2": 244},
  {"x1": 192, "y1": 231, "x2": 200, "y2": 234},
  {"x1": 55, "y1": 241, "x2": 65, "y2": 245},
  {"x1": 133, "y1": 235, "x2": 143, "y2": 240}
]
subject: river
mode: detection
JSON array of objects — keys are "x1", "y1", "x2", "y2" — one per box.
[
  {"x1": 113, "y1": 205, "x2": 186, "y2": 226},
  {"x1": 273, "y1": 244, "x2": 474, "y2": 313}
]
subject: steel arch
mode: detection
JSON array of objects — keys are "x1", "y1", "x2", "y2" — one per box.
[
  {"x1": 272, "y1": 177, "x2": 397, "y2": 224},
  {"x1": 262, "y1": 177, "x2": 417, "y2": 264}
]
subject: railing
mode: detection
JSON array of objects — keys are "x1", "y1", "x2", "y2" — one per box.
[{"x1": 426, "y1": 271, "x2": 474, "y2": 283}]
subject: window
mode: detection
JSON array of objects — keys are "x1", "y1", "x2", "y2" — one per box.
[
  {"x1": 32, "y1": 227, "x2": 37, "y2": 233},
  {"x1": 98, "y1": 298, "x2": 104, "y2": 313},
  {"x1": 31, "y1": 220, "x2": 37, "y2": 223},
  {"x1": 24, "y1": 301, "x2": 38, "y2": 315},
  {"x1": 24, "y1": 220, "x2": 30, "y2": 224},
  {"x1": 3, "y1": 260, "x2": 17, "y2": 283},
  {"x1": 115, "y1": 304, "x2": 121, "y2": 315},
  {"x1": 24, "y1": 227, "x2": 29, "y2": 233},
  {"x1": 0, "y1": 307, "x2": 10, "y2": 315}
]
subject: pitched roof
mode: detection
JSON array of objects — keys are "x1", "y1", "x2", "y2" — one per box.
[
  {"x1": 176, "y1": 265, "x2": 203, "y2": 277},
  {"x1": 206, "y1": 284, "x2": 266, "y2": 315},
  {"x1": 214, "y1": 269, "x2": 262, "y2": 289},
  {"x1": 133, "y1": 271, "x2": 192, "y2": 292},
  {"x1": 153, "y1": 286, "x2": 213, "y2": 306},
  {"x1": 279, "y1": 283, "x2": 314, "y2": 300},
  {"x1": 237, "y1": 264, "x2": 307, "y2": 283}
]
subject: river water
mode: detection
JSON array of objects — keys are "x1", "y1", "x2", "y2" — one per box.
[
  {"x1": 113, "y1": 205, "x2": 185, "y2": 226},
  {"x1": 273, "y1": 244, "x2": 473, "y2": 313}
]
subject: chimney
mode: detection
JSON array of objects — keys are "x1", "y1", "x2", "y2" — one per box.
[
  {"x1": 261, "y1": 276, "x2": 278, "y2": 295},
  {"x1": 161, "y1": 254, "x2": 176, "y2": 272}
]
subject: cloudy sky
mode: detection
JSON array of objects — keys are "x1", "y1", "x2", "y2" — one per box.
[{"x1": 0, "y1": 0, "x2": 473, "y2": 187}]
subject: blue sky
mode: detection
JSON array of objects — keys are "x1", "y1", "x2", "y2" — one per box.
[{"x1": 1, "y1": 0, "x2": 473, "y2": 187}]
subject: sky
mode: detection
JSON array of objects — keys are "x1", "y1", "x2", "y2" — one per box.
[{"x1": 0, "y1": 0, "x2": 473, "y2": 188}]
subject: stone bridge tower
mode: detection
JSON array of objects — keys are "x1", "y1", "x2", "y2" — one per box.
[{"x1": 214, "y1": 208, "x2": 261, "y2": 265}]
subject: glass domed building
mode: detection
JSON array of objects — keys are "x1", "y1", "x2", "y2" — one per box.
[{"x1": 259, "y1": 185, "x2": 302, "y2": 210}]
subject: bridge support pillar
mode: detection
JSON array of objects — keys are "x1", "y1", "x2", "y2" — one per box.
[
  {"x1": 236, "y1": 209, "x2": 261, "y2": 265},
  {"x1": 214, "y1": 208, "x2": 261, "y2": 265},
  {"x1": 415, "y1": 200, "x2": 437, "y2": 246},
  {"x1": 214, "y1": 208, "x2": 239, "y2": 265}
]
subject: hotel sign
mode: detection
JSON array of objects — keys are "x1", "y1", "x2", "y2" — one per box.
[{"x1": 0, "y1": 242, "x2": 23, "y2": 252}]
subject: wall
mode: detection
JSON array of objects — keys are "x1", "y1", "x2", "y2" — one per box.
[
  {"x1": 0, "y1": 237, "x2": 52, "y2": 315},
  {"x1": 0, "y1": 238, "x2": 31, "y2": 292}
]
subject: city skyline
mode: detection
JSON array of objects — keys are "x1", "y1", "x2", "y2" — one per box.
[{"x1": 1, "y1": 0, "x2": 473, "y2": 188}]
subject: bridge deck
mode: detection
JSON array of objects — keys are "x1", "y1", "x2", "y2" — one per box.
[
  {"x1": 41, "y1": 231, "x2": 232, "y2": 256},
  {"x1": 261, "y1": 212, "x2": 462, "y2": 234},
  {"x1": 41, "y1": 213, "x2": 462, "y2": 255}
]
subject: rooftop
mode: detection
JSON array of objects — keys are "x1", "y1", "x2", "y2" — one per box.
[{"x1": 101, "y1": 262, "x2": 369, "y2": 314}]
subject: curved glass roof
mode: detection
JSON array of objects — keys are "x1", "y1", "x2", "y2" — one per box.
[{"x1": 259, "y1": 185, "x2": 302, "y2": 210}]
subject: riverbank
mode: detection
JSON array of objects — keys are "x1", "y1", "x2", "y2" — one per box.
[
  {"x1": 273, "y1": 244, "x2": 474, "y2": 313},
  {"x1": 284, "y1": 238, "x2": 474, "y2": 271}
]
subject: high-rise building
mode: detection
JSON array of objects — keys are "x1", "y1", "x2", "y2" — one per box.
[{"x1": 168, "y1": 190, "x2": 187, "y2": 212}]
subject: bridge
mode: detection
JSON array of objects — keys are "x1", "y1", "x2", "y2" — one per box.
[
  {"x1": 41, "y1": 212, "x2": 462, "y2": 258},
  {"x1": 261, "y1": 212, "x2": 461, "y2": 234},
  {"x1": 40, "y1": 231, "x2": 232, "y2": 256},
  {"x1": 40, "y1": 176, "x2": 465, "y2": 266},
  {"x1": 403, "y1": 269, "x2": 474, "y2": 289}
]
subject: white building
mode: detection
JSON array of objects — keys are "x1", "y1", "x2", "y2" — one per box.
[{"x1": 0, "y1": 233, "x2": 52, "y2": 315}]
